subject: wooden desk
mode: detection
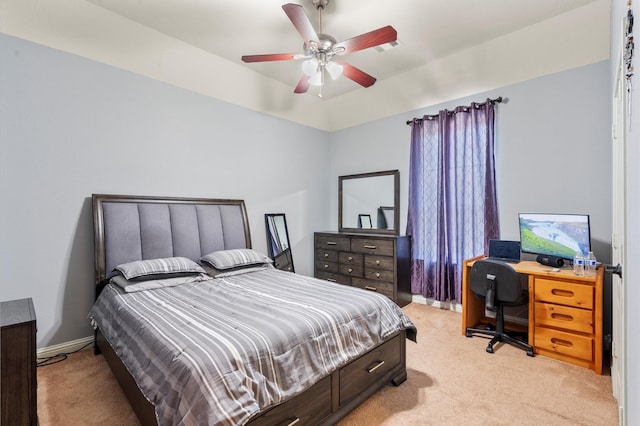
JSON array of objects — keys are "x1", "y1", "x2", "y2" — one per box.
[{"x1": 462, "y1": 257, "x2": 604, "y2": 374}]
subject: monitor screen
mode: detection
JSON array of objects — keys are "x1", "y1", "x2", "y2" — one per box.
[{"x1": 518, "y1": 213, "x2": 591, "y2": 260}]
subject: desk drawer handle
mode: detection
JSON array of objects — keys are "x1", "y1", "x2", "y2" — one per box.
[
  {"x1": 551, "y1": 289, "x2": 574, "y2": 298},
  {"x1": 285, "y1": 418, "x2": 300, "y2": 426},
  {"x1": 364, "y1": 245, "x2": 377, "y2": 250},
  {"x1": 326, "y1": 241, "x2": 337, "y2": 246},
  {"x1": 550, "y1": 337, "x2": 573, "y2": 348},
  {"x1": 365, "y1": 286, "x2": 377, "y2": 292},
  {"x1": 550, "y1": 312, "x2": 574, "y2": 322},
  {"x1": 367, "y1": 360, "x2": 385, "y2": 373}
]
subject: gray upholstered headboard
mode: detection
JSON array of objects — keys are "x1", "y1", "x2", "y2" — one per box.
[{"x1": 92, "y1": 194, "x2": 252, "y2": 286}]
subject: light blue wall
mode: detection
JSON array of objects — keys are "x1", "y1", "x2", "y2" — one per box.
[
  {"x1": 0, "y1": 33, "x2": 614, "y2": 363},
  {"x1": 0, "y1": 34, "x2": 331, "y2": 348},
  {"x1": 329, "y1": 61, "x2": 612, "y2": 264}
]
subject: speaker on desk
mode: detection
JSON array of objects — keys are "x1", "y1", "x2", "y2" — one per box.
[{"x1": 536, "y1": 254, "x2": 565, "y2": 267}]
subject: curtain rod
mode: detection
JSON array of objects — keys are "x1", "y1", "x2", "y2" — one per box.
[{"x1": 406, "y1": 96, "x2": 504, "y2": 125}]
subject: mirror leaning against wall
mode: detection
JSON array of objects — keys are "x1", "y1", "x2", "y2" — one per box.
[{"x1": 265, "y1": 213, "x2": 295, "y2": 273}]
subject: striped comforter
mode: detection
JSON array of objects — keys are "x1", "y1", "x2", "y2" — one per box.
[{"x1": 89, "y1": 267, "x2": 416, "y2": 426}]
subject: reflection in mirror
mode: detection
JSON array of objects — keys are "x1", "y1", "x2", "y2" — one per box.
[
  {"x1": 339, "y1": 170, "x2": 399, "y2": 235},
  {"x1": 265, "y1": 214, "x2": 295, "y2": 272}
]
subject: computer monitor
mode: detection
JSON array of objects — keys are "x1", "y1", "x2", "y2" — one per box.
[{"x1": 518, "y1": 213, "x2": 591, "y2": 260}]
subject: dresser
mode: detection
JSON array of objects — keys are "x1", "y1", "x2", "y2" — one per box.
[
  {"x1": 314, "y1": 232, "x2": 411, "y2": 307},
  {"x1": 462, "y1": 257, "x2": 604, "y2": 373},
  {"x1": 0, "y1": 298, "x2": 37, "y2": 425}
]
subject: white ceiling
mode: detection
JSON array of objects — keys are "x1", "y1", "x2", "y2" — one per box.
[{"x1": 0, "y1": 0, "x2": 611, "y2": 131}]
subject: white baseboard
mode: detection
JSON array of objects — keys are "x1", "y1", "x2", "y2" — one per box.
[{"x1": 37, "y1": 335, "x2": 94, "y2": 359}]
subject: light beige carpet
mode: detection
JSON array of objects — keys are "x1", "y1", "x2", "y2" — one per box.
[{"x1": 37, "y1": 303, "x2": 618, "y2": 425}]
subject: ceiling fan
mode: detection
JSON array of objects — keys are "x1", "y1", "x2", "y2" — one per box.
[{"x1": 241, "y1": 0, "x2": 397, "y2": 96}]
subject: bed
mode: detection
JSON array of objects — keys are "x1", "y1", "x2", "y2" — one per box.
[{"x1": 89, "y1": 194, "x2": 416, "y2": 425}]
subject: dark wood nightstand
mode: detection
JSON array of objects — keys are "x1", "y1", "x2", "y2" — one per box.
[{"x1": 1, "y1": 298, "x2": 37, "y2": 425}]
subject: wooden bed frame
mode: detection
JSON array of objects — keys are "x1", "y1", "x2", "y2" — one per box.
[{"x1": 92, "y1": 194, "x2": 408, "y2": 425}]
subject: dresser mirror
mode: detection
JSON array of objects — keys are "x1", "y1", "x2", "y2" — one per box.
[
  {"x1": 265, "y1": 213, "x2": 295, "y2": 272},
  {"x1": 339, "y1": 170, "x2": 399, "y2": 235}
]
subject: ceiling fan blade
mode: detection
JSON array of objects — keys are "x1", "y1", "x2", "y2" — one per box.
[
  {"x1": 334, "y1": 60, "x2": 377, "y2": 88},
  {"x1": 333, "y1": 25, "x2": 397, "y2": 55},
  {"x1": 294, "y1": 75, "x2": 310, "y2": 94},
  {"x1": 241, "y1": 53, "x2": 304, "y2": 63},
  {"x1": 282, "y1": 3, "x2": 319, "y2": 49}
]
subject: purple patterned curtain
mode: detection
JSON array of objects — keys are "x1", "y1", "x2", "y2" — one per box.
[{"x1": 406, "y1": 100, "x2": 499, "y2": 303}]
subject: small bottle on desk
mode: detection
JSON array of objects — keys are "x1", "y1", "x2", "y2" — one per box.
[
  {"x1": 573, "y1": 251, "x2": 584, "y2": 276},
  {"x1": 585, "y1": 251, "x2": 597, "y2": 277}
]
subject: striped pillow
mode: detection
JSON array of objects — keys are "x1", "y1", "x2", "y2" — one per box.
[
  {"x1": 201, "y1": 249, "x2": 272, "y2": 270},
  {"x1": 115, "y1": 257, "x2": 205, "y2": 280}
]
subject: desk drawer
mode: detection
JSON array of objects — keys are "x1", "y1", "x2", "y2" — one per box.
[
  {"x1": 534, "y1": 327, "x2": 593, "y2": 362},
  {"x1": 351, "y1": 238, "x2": 394, "y2": 256},
  {"x1": 535, "y1": 303, "x2": 594, "y2": 334},
  {"x1": 534, "y1": 278, "x2": 594, "y2": 309},
  {"x1": 339, "y1": 335, "x2": 401, "y2": 406}
]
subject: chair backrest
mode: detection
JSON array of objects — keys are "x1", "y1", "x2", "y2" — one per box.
[{"x1": 469, "y1": 259, "x2": 522, "y2": 303}]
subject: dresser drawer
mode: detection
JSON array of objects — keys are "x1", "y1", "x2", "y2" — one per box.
[
  {"x1": 364, "y1": 268, "x2": 394, "y2": 283},
  {"x1": 315, "y1": 235, "x2": 351, "y2": 251},
  {"x1": 339, "y1": 264, "x2": 364, "y2": 278},
  {"x1": 249, "y1": 375, "x2": 332, "y2": 425},
  {"x1": 316, "y1": 260, "x2": 338, "y2": 273},
  {"x1": 534, "y1": 327, "x2": 593, "y2": 362},
  {"x1": 315, "y1": 249, "x2": 339, "y2": 263},
  {"x1": 339, "y1": 252, "x2": 364, "y2": 266},
  {"x1": 317, "y1": 271, "x2": 351, "y2": 285},
  {"x1": 535, "y1": 302, "x2": 594, "y2": 334},
  {"x1": 352, "y1": 278, "x2": 394, "y2": 299},
  {"x1": 351, "y1": 238, "x2": 394, "y2": 256},
  {"x1": 534, "y1": 278, "x2": 594, "y2": 309},
  {"x1": 364, "y1": 255, "x2": 394, "y2": 271},
  {"x1": 339, "y1": 335, "x2": 402, "y2": 406}
]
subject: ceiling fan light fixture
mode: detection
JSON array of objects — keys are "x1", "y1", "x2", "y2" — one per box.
[
  {"x1": 308, "y1": 70, "x2": 323, "y2": 86},
  {"x1": 325, "y1": 61, "x2": 343, "y2": 80},
  {"x1": 302, "y1": 58, "x2": 319, "y2": 77}
]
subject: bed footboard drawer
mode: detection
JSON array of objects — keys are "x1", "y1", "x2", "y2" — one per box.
[
  {"x1": 248, "y1": 376, "x2": 332, "y2": 426},
  {"x1": 339, "y1": 335, "x2": 402, "y2": 406}
]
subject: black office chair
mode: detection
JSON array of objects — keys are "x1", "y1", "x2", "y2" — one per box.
[{"x1": 465, "y1": 259, "x2": 534, "y2": 357}]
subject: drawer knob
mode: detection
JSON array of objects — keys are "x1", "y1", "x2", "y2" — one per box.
[
  {"x1": 367, "y1": 360, "x2": 385, "y2": 373},
  {"x1": 285, "y1": 418, "x2": 300, "y2": 426},
  {"x1": 323, "y1": 264, "x2": 329, "y2": 269},
  {"x1": 550, "y1": 337, "x2": 573, "y2": 348},
  {"x1": 375, "y1": 272, "x2": 381, "y2": 278},
  {"x1": 323, "y1": 253, "x2": 329, "y2": 257},
  {"x1": 375, "y1": 260, "x2": 380, "y2": 265},
  {"x1": 365, "y1": 286, "x2": 377, "y2": 292},
  {"x1": 348, "y1": 256, "x2": 353, "y2": 261},
  {"x1": 348, "y1": 268, "x2": 353, "y2": 273},
  {"x1": 364, "y1": 245, "x2": 377, "y2": 250}
]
